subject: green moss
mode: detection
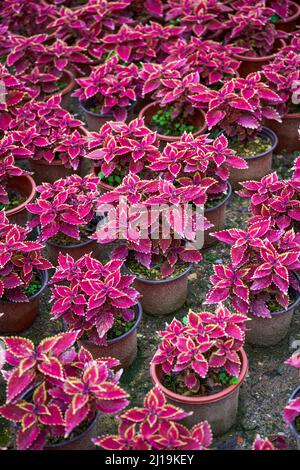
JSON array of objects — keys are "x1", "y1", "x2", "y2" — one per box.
[
  {"x1": 205, "y1": 191, "x2": 228, "y2": 210},
  {"x1": 0, "y1": 418, "x2": 10, "y2": 447},
  {"x1": 230, "y1": 135, "x2": 272, "y2": 157},
  {"x1": 0, "y1": 189, "x2": 26, "y2": 211},
  {"x1": 107, "y1": 313, "x2": 136, "y2": 340},
  {"x1": 151, "y1": 107, "x2": 196, "y2": 137},
  {"x1": 127, "y1": 260, "x2": 189, "y2": 281}
]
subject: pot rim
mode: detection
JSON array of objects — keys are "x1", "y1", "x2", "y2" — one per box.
[
  {"x1": 80, "y1": 99, "x2": 135, "y2": 119},
  {"x1": 138, "y1": 101, "x2": 207, "y2": 142},
  {"x1": 46, "y1": 411, "x2": 98, "y2": 449},
  {"x1": 204, "y1": 182, "x2": 232, "y2": 214},
  {"x1": 0, "y1": 268, "x2": 49, "y2": 304},
  {"x1": 91, "y1": 166, "x2": 114, "y2": 191},
  {"x1": 233, "y1": 39, "x2": 285, "y2": 62},
  {"x1": 277, "y1": 0, "x2": 300, "y2": 24},
  {"x1": 150, "y1": 348, "x2": 248, "y2": 405},
  {"x1": 282, "y1": 111, "x2": 300, "y2": 119},
  {"x1": 52, "y1": 69, "x2": 75, "y2": 98},
  {"x1": 238, "y1": 127, "x2": 278, "y2": 161},
  {"x1": 82, "y1": 301, "x2": 143, "y2": 347},
  {"x1": 6, "y1": 174, "x2": 36, "y2": 217},
  {"x1": 288, "y1": 385, "x2": 300, "y2": 439},
  {"x1": 127, "y1": 261, "x2": 193, "y2": 285},
  {"x1": 46, "y1": 235, "x2": 96, "y2": 250}
]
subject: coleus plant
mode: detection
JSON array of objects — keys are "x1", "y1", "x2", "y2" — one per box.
[
  {"x1": 190, "y1": 73, "x2": 282, "y2": 142},
  {"x1": 73, "y1": 55, "x2": 140, "y2": 121},
  {"x1": 283, "y1": 352, "x2": 300, "y2": 435},
  {"x1": 0, "y1": 210, "x2": 51, "y2": 303},
  {"x1": 93, "y1": 172, "x2": 205, "y2": 278},
  {"x1": 231, "y1": 0, "x2": 291, "y2": 20},
  {"x1": 26, "y1": 175, "x2": 101, "y2": 243},
  {"x1": 206, "y1": 217, "x2": 300, "y2": 318},
  {"x1": 0, "y1": 332, "x2": 129, "y2": 450},
  {"x1": 94, "y1": 386, "x2": 213, "y2": 450},
  {"x1": 0, "y1": 65, "x2": 27, "y2": 132},
  {"x1": 86, "y1": 117, "x2": 160, "y2": 184},
  {"x1": 11, "y1": 95, "x2": 88, "y2": 169},
  {"x1": 152, "y1": 303, "x2": 248, "y2": 393},
  {"x1": 252, "y1": 435, "x2": 288, "y2": 450},
  {"x1": 50, "y1": 253, "x2": 140, "y2": 345}
]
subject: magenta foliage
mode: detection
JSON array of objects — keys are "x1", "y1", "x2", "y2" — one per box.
[
  {"x1": 87, "y1": 117, "x2": 159, "y2": 180},
  {"x1": 0, "y1": 332, "x2": 129, "y2": 449},
  {"x1": 94, "y1": 385, "x2": 213, "y2": 450},
  {"x1": 190, "y1": 73, "x2": 282, "y2": 142},
  {"x1": 93, "y1": 173, "x2": 203, "y2": 277},
  {"x1": 252, "y1": 434, "x2": 288, "y2": 450},
  {"x1": 0, "y1": 65, "x2": 27, "y2": 132},
  {"x1": 283, "y1": 352, "x2": 300, "y2": 430},
  {"x1": 11, "y1": 96, "x2": 87, "y2": 169},
  {"x1": 0, "y1": 211, "x2": 51, "y2": 303},
  {"x1": 152, "y1": 304, "x2": 247, "y2": 391},
  {"x1": 74, "y1": 56, "x2": 140, "y2": 121},
  {"x1": 50, "y1": 253, "x2": 140, "y2": 345},
  {"x1": 26, "y1": 174, "x2": 101, "y2": 242}
]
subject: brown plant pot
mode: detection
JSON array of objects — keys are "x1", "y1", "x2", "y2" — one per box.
[
  {"x1": 51, "y1": 70, "x2": 75, "y2": 111},
  {"x1": 234, "y1": 40, "x2": 285, "y2": 77},
  {"x1": 29, "y1": 158, "x2": 82, "y2": 186},
  {"x1": 80, "y1": 99, "x2": 136, "y2": 132},
  {"x1": 0, "y1": 270, "x2": 48, "y2": 334},
  {"x1": 130, "y1": 263, "x2": 192, "y2": 316},
  {"x1": 288, "y1": 386, "x2": 300, "y2": 450},
  {"x1": 266, "y1": 112, "x2": 300, "y2": 153},
  {"x1": 246, "y1": 275, "x2": 300, "y2": 347},
  {"x1": 275, "y1": 1, "x2": 300, "y2": 32},
  {"x1": 91, "y1": 165, "x2": 114, "y2": 193},
  {"x1": 46, "y1": 237, "x2": 102, "y2": 265},
  {"x1": 79, "y1": 302, "x2": 142, "y2": 369},
  {"x1": 5, "y1": 174, "x2": 36, "y2": 226},
  {"x1": 150, "y1": 349, "x2": 248, "y2": 436},
  {"x1": 229, "y1": 127, "x2": 278, "y2": 191},
  {"x1": 138, "y1": 101, "x2": 207, "y2": 143},
  {"x1": 204, "y1": 183, "x2": 232, "y2": 248},
  {"x1": 45, "y1": 413, "x2": 98, "y2": 450}
]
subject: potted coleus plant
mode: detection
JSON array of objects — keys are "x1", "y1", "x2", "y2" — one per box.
[
  {"x1": 0, "y1": 332, "x2": 129, "y2": 450},
  {"x1": 206, "y1": 218, "x2": 300, "y2": 346},
  {"x1": 0, "y1": 136, "x2": 35, "y2": 226},
  {"x1": 147, "y1": 132, "x2": 247, "y2": 247},
  {"x1": 263, "y1": 48, "x2": 300, "y2": 152},
  {"x1": 93, "y1": 386, "x2": 213, "y2": 450},
  {"x1": 190, "y1": 73, "x2": 282, "y2": 189},
  {"x1": 139, "y1": 60, "x2": 207, "y2": 142},
  {"x1": 86, "y1": 117, "x2": 160, "y2": 191},
  {"x1": 150, "y1": 304, "x2": 249, "y2": 436},
  {"x1": 73, "y1": 55, "x2": 140, "y2": 131},
  {"x1": 11, "y1": 95, "x2": 88, "y2": 184},
  {"x1": 284, "y1": 353, "x2": 300, "y2": 449},
  {"x1": 93, "y1": 173, "x2": 204, "y2": 316},
  {"x1": 0, "y1": 210, "x2": 51, "y2": 334},
  {"x1": 265, "y1": 0, "x2": 300, "y2": 33},
  {"x1": 49, "y1": 253, "x2": 141, "y2": 368},
  {"x1": 26, "y1": 174, "x2": 102, "y2": 264},
  {"x1": 0, "y1": 65, "x2": 28, "y2": 135}
]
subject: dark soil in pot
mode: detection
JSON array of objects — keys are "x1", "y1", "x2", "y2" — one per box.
[
  {"x1": 79, "y1": 302, "x2": 142, "y2": 369},
  {"x1": 4, "y1": 174, "x2": 36, "y2": 226},
  {"x1": 80, "y1": 98, "x2": 136, "y2": 132},
  {"x1": 229, "y1": 127, "x2": 278, "y2": 191},
  {"x1": 46, "y1": 413, "x2": 98, "y2": 450},
  {"x1": 204, "y1": 183, "x2": 232, "y2": 248},
  {"x1": 0, "y1": 269, "x2": 48, "y2": 334}
]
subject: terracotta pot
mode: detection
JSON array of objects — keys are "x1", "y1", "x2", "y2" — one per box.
[
  {"x1": 288, "y1": 386, "x2": 300, "y2": 450},
  {"x1": 234, "y1": 40, "x2": 285, "y2": 77},
  {"x1": 266, "y1": 112, "x2": 300, "y2": 153},
  {"x1": 51, "y1": 70, "x2": 75, "y2": 111},
  {"x1": 130, "y1": 263, "x2": 192, "y2": 316},
  {"x1": 46, "y1": 413, "x2": 98, "y2": 450},
  {"x1": 79, "y1": 302, "x2": 142, "y2": 369},
  {"x1": 5, "y1": 174, "x2": 36, "y2": 226},
  {"x1": 204, "y1": 183, "x2": 232, "y2": 248},
  {"x1": 80, "y1": 99, "x2": 136, "y2": 132},
  {"x1": 150, "y1": 349, "x2": 248, "y2": 436},
  {"x1": 0, "y1": 269, "x2": 48, "y2": 334},
  {"x1": 29, "y1": 159, "x2": 82, "y2": 185},
  {"x1": 276, "y1": 1, "x2": 300, "y2": 32},
  {"x1": 229, "y1": 127, "x2": 278, "y2": 191},
  {"x1": 138, "y1": 101, "x2": 207, "y2": 143},
  {"x1": 246, "y1": 274, "x2": 300, "y2": 347},
  {"x1": 46, "y1": 237, "x2": 101, "y2": 265}
]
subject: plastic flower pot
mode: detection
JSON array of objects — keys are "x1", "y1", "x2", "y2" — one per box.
[
  {"x1": 5, "y1": 174, "x2": 36, "y2": 226},
  {"x1": 246, "y1": 273, "x2": 300, "y2": 347},
  {"x1": 129, "y1": 263, "x2": 192, "y2": 316},
  {"x1": 138, "y1": 101, "x2": 207, "y2": 143},
  {"x1": 29, "y1": 158, "x2": 82, "y2": 185},
  {"x1": 229, "y1": 127, "x2": 278, "y2": 191},
  {"x1": 46, "y1": 413, "x2": 98, "y2": 450},
  {"x1": 79, "y1": 302, "x2": 143, "y2": 369},
  {"x1": 288, "y1": 385, "x2": 300, "y2": 450},
  {"x1": 275, "y1": 1, "x2": 300, "y2": 32},
  {"x1": 204, "y1": 183, "x2": 232, "y2": 249},
  {"x1": 150, "y1": 349, "x2": 248, "y2": 436},
  {"x1": 52, "y1": 70, "x2": 75, "y2": 111},
  {"x1": 80, "y1": 99, "x2": 136, "y2": 132},
  {"x1": 233, "y1": 40, "x2": 285, "y2": 78},
  {"x1": 0, "y1": 269, "x2": 48, "y2": 334},
  {"x1": 46, "y1": 237, "x2": 102, "y2": 265},
  {"x1": 266, "y1": 112, "x2": 300, "y2": 153}
]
